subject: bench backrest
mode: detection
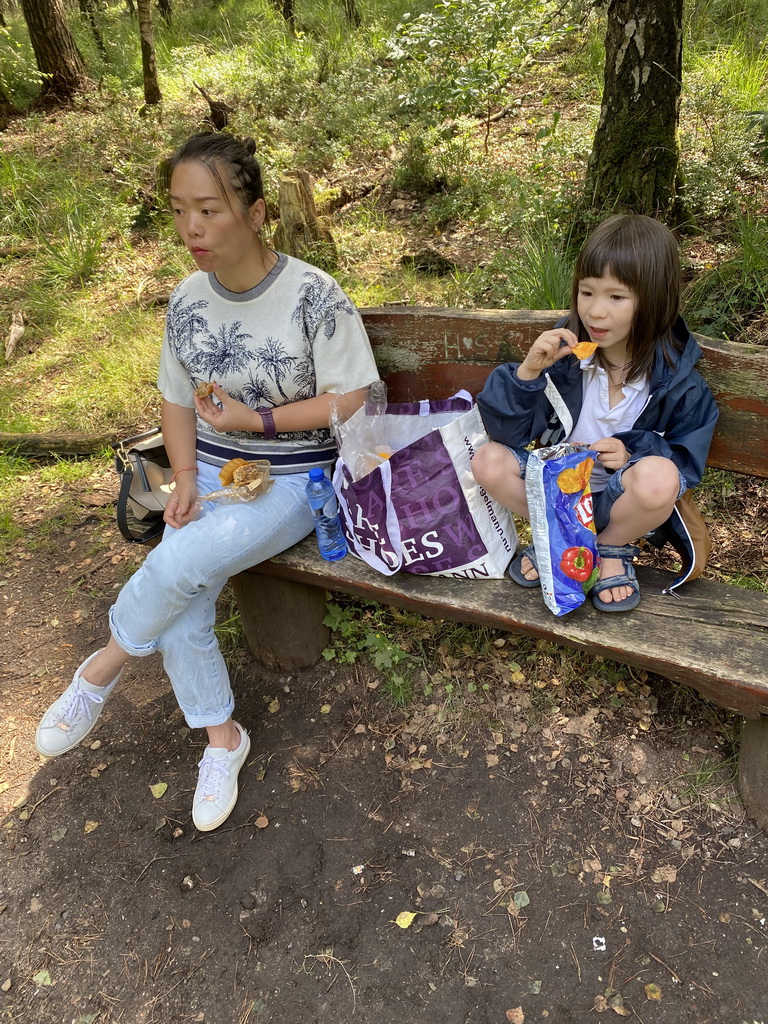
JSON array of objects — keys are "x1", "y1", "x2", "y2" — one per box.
[{"x1": 361, "y1": 307, "x2": 768, "y2": 480}]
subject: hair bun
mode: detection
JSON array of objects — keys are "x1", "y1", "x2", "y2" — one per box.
[{"x1": 240, "y1": 136, "x2": 258, "y2": 157}]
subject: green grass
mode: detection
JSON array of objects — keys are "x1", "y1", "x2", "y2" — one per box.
[{"x1": 683, "y1": 207, "x2": 768, "y2": 340}]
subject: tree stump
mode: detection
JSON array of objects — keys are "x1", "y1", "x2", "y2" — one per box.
[{"x1": 273, "y1": 171, "x2": 337, "y2": 270}]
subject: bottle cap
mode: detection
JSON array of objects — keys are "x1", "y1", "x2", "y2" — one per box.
[{"x1": 308, "y1": 467, "x2": 325, "y2": 481}]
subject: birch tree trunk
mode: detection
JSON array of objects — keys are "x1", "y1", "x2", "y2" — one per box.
[
  {"x1": 582, "y1": 0, "x2": 683, "y2": 216},
  {"x1": 137, "y1": 0, "x2": 162, "y2": 105}
]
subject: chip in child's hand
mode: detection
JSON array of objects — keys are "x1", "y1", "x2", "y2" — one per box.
[{"x1": 571, "y1": 341, "x2": 598, "y2": 359}]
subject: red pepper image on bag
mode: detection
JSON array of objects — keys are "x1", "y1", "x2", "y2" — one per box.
[{"x1": 560, "y1": 545, "x2": 595, "y2": 584}]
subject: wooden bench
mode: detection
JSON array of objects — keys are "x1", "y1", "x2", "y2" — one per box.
[{"x1": 231, "y1": 308, "x2": 768, "y2": 828}]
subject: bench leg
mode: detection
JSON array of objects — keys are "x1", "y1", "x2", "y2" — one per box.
[
  {"x1": 738, "y1": 715, "x2": 768, "y2": 831},
  {"x1": 230, "y1": 571, "x2": 330, "y2": 671}
]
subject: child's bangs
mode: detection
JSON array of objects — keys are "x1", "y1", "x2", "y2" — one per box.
[{"x1": 577, "y1": 240, "x2": 639, "y2": 292}]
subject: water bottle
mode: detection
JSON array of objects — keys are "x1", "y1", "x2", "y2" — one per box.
[{"x1": 306, "y1": 467, "x2": 347, "y2": 561}]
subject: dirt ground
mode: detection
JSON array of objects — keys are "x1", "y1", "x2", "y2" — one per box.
[{"x1": 2, "y1": 474, "x2": 768, "y2": 1024}]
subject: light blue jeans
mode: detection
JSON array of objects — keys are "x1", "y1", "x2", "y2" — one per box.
[{"x1": 109, "y1": 460, "x2": 314, "y2": 728}]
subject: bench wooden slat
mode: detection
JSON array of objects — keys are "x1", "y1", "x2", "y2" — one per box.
[
  {"x1": 360, "y1": 308, "x2": 768, "y2": 479},
  {"x1": 247, "y1": 537, "x2": 768, "y2": 718}
]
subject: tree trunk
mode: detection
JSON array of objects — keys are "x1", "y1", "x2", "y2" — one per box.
[
  {"x1": 0, "y1": 82, "x2": 19, "y2": 129},
  {"x1": 581, "y1": 0, "x2": 683, "y2": 217},
  {"x1": 270, "y1": 0, "x2": 295, "y2": 32},
  {"x1": 137, "y1": 0, "x2": 162, "y2": 105},
  {"x1": 19, "y1": 0, "x2": 90, "y2": 102},
  {"x1": 272, "y1": 170, "x2": 337, "y2": 270},
  {"x1": 0, "y1": 431, "x2": 115, "y2": 455},
  {"x1": 79, "y1": 0, "x2": 107, "y2": 59},
  {"x1": 156, "y1": 0, "x2": 171, "y2": 28},
  {"x1": 342, "y1": 0, "x2": 361, "y2": 27}
]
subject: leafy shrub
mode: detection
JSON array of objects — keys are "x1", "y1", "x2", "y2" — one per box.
[
  {"x1": 0, "y1": 23, "x2": 43, "y2": 104},
  {"x1": 388, "y1": 0, "x2": 575, "y2": 149}
]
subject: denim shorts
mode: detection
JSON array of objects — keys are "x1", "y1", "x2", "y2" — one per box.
[{"x1": 509, "y1": 446, "x2": 687, "y2": 534}]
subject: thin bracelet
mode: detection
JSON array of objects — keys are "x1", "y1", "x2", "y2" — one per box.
[{"x1": 169, "y1": 467, "x2": 196, "y2": 485}]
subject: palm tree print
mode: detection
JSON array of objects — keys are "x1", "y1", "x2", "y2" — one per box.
[
  {"x1": 293, "y1": 350, "x2": 316, "y2": 401},
  {"x1": 256, "y1": 337, "x2": 298, "y2": 401},
  {"x1": 198, "y1": 320, "x2": 258, "y2": 377},
  {"x1": 291, "y1": 272, "x2": 355, "y2": 344},
  {"x1": 243, "y1": 374, "x2": 275, "y2": 408},
  {"x1": 167, "y1": 294, "x2": 214, "y2": 365}
]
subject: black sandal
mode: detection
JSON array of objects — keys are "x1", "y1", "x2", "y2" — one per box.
[
  {"x1": 508, "y1": 544, "x2": 541, "y2": 588},
  {"x1": 591, "y1": 543, "x2": 641, "y2": 613}
]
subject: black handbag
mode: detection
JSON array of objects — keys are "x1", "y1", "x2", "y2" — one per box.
[{"x1": 111, "y1": 428, "x2": 173, "y2": 543}]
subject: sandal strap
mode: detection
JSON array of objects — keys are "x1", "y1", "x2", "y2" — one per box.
[
  {"x1": 591, "y1": 571, "x2": 638, "y2": 598},
  {"x1": 597, "y1": 543, "x2": 640, "y2": 560},
  {"x1": 521, "y1": 543, "x2": 538, "y2": 570}
]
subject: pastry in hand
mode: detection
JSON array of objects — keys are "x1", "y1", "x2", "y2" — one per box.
[{"x1": 195, "y1": 381, "x2": 215, "y2": 398}]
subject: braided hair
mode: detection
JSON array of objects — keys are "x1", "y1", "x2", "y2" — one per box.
[{"x1": 159, "y1": 132, "x2": 269, "y2": 224}]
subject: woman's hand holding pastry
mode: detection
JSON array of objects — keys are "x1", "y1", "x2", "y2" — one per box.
[
  {"x1": 592, "y1": 436, "x2": 630, "y2": 471},
  {"x1": 194, "y1": 382, "x2": 260, "y2": 434},
  {"x1": 518, "y1": 328, "x2": 580, "y2": 379},
  {"x1": 164, "y1": 476, "x2": 199, "y2": 529}
]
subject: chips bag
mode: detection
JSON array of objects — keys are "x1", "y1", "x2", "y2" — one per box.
[{"x1": 525, "y1": 443, "x2": 601, "y2": 616}]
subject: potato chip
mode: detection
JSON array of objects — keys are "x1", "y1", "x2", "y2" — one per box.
[
  {"x1": 556, "y1": 458, "x2": 595, "y2": 494},
  {"x1": 572, "y1": 341, "x2": 598, "y2": 359}
]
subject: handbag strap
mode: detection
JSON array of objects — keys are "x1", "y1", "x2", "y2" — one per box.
[{"x1": 115, "y1": 465, "x2": 165, "y2": 544}]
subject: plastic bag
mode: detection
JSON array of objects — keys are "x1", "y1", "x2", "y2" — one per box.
[
  {"x1": 330, "y1": 380, "x2": 393, "y2": 481},
  {"x1": 333, "y1": 390, "x2": 517, "y2": 578},
  {"x1": 198, "y1": 460, "x2": 273, "y2": 504},
  {"x1": 526, "y1": 443, "x2": 600, "y2": 616}
]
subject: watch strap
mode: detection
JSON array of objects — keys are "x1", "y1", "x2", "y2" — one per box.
[{"x1": 258, "y1": 407, "x2": 276, "y2": 440}]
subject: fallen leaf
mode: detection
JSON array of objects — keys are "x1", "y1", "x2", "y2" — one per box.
[
  {"x1": 84, "y1": 820, "x2": 99, "y2": 834},
  {"x1": 320, "y1": 703, "x2": 332, "y2": 714},
  {"x1": 32, "y1": 969, "x2": 52, "y2": 986},
  {"x1": 395, "y1": 911, "x2": 417, "y2": 929},
  {"x1": 255, "y1": 815, "x2": 269, "y2": 829},
  {"x1": 486, "y1": 753, "x2": 499, "y2": 767},
  {"x1": 563, "y1": 708, "x2": 598, "y2": 738},
  {"x1": 150, "y1": 782, "x2": 168, "y2": 799},
  {"x1": 505, "y1": 1008, "x2": 525, "y2": 1024},
  {"x1": 651, "y1": 865, "x2": 677, "y2": 884},
  {"x1": 51, "y1": 827, "x2": 67, "y2": 842},
  {"x1": 644, "y1": 983, "x2": 662, "y2": 1001},
  {"x1": 1, "y1": 979, "x2": 10, "y2": 992},
  {"x1": 268, "y1": 698, "x2": 280, "y2": 713}
]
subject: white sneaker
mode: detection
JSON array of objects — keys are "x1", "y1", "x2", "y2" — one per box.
[
  {"x1": 192, "y1": 722, "x2": 251, "y2": 832},
  {"x1": 35, "y1": 650, "x2": 124, "y2": 757}
]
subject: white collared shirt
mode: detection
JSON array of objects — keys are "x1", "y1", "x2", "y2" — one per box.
[{"x1": 569, "y1": 357, "x2": 650, "y2": 492}]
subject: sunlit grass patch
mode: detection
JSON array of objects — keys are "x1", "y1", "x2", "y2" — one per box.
[{"x1": 0, "y1": 293, "x2": 164, "y2": 434}]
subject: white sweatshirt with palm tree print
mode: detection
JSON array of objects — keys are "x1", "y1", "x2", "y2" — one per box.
[{"x1": 158, "y1": 253, "x2": 379, "y2": 474}]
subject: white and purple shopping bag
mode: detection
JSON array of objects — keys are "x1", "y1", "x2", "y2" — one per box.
[{"x1": 332, "y1": 391, "x2": 517, "y2": 579}]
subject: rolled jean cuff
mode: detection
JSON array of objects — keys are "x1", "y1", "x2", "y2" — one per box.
[
  {"x1": 108, "y1": 606, "x2": 158, "y2": 658},
  {"x1": 182, "y1": 696, "x2": 235, "y2": 731}
]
